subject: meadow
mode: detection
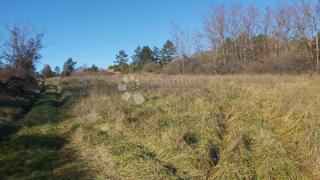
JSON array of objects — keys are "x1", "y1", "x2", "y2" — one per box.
[{"x1": 1, "y1": 74, "x2": 320, "y2": 179}]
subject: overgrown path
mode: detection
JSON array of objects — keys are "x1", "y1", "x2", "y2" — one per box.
[{"x1": 0, "y1": 83, "x2": 91, "y2": 179}]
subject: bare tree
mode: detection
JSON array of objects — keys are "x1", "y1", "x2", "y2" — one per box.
[
  {"x1": 203, "y1": 5, "x2": 227, "y2": 64},
  {"x1": 273, "y1": 5, "x2": 295, "y2": 56},
  {"x1": 262, "y1": 7, "x2": 272, "y2": 64},
  {"x1": 171, "y1": 24, "x2": 193, "y2": 59},
  {"x1": 228, "y1": 4, "x2": 243, "y2": 62},
  {"x1": 297, "y1": 0, "x2": 320, "y2": 71},
  {"x1": 294, "y1": 1, "x2": 314, "y2": 66},
  {"x1": 171, "y1": 24, "x2": 192, "y2": 74},
  {"x1": 242, "y1": 5, "x2": 260, "y2": 61},
  {"x1": 1, "y1": 25, "x2": 44, "y2": 78},
  {"x1": 167, "y1": 1, "x2": 320, "y2": 74}
]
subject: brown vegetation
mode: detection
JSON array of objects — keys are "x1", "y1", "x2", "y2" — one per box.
[
  {"x1": 162, "y1": 0, "x2": 320, "y2": 75},
  {"x1": 51, "y1": 74, "x2": 320, "y2": 179}
]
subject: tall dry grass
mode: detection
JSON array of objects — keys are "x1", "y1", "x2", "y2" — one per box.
[{"x1": 57, "y1": 74, "x2": 320, "y2": 179}]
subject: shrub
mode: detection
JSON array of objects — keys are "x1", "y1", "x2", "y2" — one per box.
[
  {"x1": 143, "y1": 62, "x2": 161, "y2": 73},
  {"x1": 5, "y1": 77, "x2": 25, "y2": 95},
  {"x1": 4, "y1": 76, "x2": 38, "y2": 95},
  {"x1": 0, "y1": 67, "x2": 18, "y2": 82},
  {"x1": 0, "y1": 81, "x2": 6, "y2": 94},
  {"x1": 41, "y1": 65, "x2": 54, "y2": 78}
]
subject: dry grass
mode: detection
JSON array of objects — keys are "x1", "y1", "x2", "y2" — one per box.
[{"x1": 57, "y1": 74, "x2": 320, "y2": 179}]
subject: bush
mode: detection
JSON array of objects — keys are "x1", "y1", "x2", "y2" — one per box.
[
  {"x1": 0, "y1": 81, "x2": 6, "y2": 94},
  {"x1": 5, "y1": 77, "x2": 25, "y2": 95},
  {"x1": 217, "y1": 61, "x2": 245, "y2": 74},
  {"x1": 4, "y1": 76, "x2": 38, "y2": 95},
  {"x1": 143, "y1": 62, "x2": 161, "y2": 73},
  {"x1": 246, "y1": 53, "x2": 313, "y2": 74},
  {"x1": 162, "y1": 59, "x2": 187, "y2": 74},
  {"x1": 41, "y1": 65, "x2": 54, "y2": 79},
  {"x1": 0, "y1": 67, "x2": 18, "y2": 82}
]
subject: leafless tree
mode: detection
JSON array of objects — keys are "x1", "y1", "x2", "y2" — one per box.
[
  {"x1": 1, "y1": 25, "x2": 44, "y2": 78},
  {"x1": 167, "y1": 1, "x2": 320, "y2": 74},
  {"x1": 228, "y1": 4, "x2": 243, "y2": 62},
  {"x1": 262, "y1": 7, "x2": 272, "y2": 64},
  {"x1": 171, "y1": 24, "x2": 193, "y2": 59},
  {"x1": 273, "y1": 5, "x2": 296, "y2": 56},
  {"x1": 242, "y1": 5, "x2": 260, "y2": 61},
  {"x1": 293, "y1": 1, "x2": 314, "y2": 66},
  {"x1": 203, "y1": 5, "x2": 227, "y2": 64},
  {"x1": 297, "y1": 0, "x2": 320, "y2": 71}
]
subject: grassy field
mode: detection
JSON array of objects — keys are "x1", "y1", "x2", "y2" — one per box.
[{"x1": 1, "y1": 74, "x2": 320, "y2": 179}]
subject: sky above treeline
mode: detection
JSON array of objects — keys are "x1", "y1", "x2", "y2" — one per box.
[{"x1": 0, "y1": 0, "x2": 289, "y2": 69}]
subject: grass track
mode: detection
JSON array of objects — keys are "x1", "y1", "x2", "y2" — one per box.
[{"x1": 0, "y1": 83, "x2": 91, "y2": 179}]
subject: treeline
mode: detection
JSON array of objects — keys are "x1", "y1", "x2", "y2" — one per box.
[
  {"x1": 112, "y1": 0, "x2": 320, "y2": 74},
  {"x1": 197, "y1": 0, "x2": 320, "y2": 74},
  {"x1": 110, "y1": 40, "x2": 177, "y2": 73}
]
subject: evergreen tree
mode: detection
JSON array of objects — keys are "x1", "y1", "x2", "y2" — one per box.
[
  {"x1": 131, "y1": 46, "x2": 153, "y2": 70},
  {"x1": 114, "y1": 50, "x2": 129, "y2": 66},
  {"x1": 114, "y1": 50, "x2": 129, "y2": 73},
  {"x1": 61, "y1": 58, "x2": 76, "y2": 77},
  {"x1": 160, "y1": 40, "x2": 177, "y2": 65},
  {"x1": 132, "y1": 46, "x2": 142, "y2": 65},
  {"x1": 41, "y1": 64, "x2": 54, "y2": 78},
  {"x1": 152, "y1": 46, "x2": 161, "y2": 62},
  {"x1": 83, "y1": 64, "x2": 98, "y2": 72},
  {"x1": 54, "y1": 66, "x2": 61, "y2": 76},
  {"x1": 139, "y1": 46, "x2": 153, "y2": 65},
  {"x1": 90, "y1": 64, "x2": 98, "y2": 72}
]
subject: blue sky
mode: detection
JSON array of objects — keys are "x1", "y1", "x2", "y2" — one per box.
[{"x1": 0, "y1": 0, "x2": 286, "y2": 70}]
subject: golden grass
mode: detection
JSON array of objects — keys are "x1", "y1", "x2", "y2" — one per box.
[{"x1": 57, "y1": 74, "x2": 320, "y2": 179}]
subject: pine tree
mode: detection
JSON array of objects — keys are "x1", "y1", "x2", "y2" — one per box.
[
  {"x1": 83, "y1": 64, "x2": 98, "y2": 72},
  {"x1": 160, "y1": 40, "x2": 177, "y2": 65},
  {"x1": 139, "y1": 46, "x2": 154, "y2": 64},
  {"x1": 61, "y1": 58, "x2": 76, "y2": 77},
  {"x1": 114, "y1": 50, "x2": 129, "y2": 66},
  {"x1": 152, "y1": 47, "x2": 161, "y2": 62},
  {"x1": 132, "y1": 46, "x2": 142, "y2": 65},
  {"x1": 114, "y1": 50, "x2": 129, "y2": 73},
  {"x1": 54, "y1": 66, "x2": 61, "y2": 76},
  {"x1": 131, "y1": 46, "x2": 154, "y2": 70},
  {"x1": 41, "y1": 64, "x2": 54, "y2": 78}
]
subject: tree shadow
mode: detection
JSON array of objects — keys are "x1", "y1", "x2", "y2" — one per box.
[
  {"x1": 9, "y1": 134, "x2": 66, "y2": 150},
  {"x1": 0, "y1": 133, "x2": 91, "y2": 179},
  {"x1": 0, "y1": 124, "x2": 19, "y2": 141},
  {"x1": 0, "y1": 85, "x2": 93, "y2": 179},
  {"x1": 0, "y1": 91, "x2": 40, "y2": 141}
]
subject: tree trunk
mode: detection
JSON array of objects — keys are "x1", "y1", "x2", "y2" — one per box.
[{"x1": 316, "y1": 33, "x2": 319, "y2": 72}]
